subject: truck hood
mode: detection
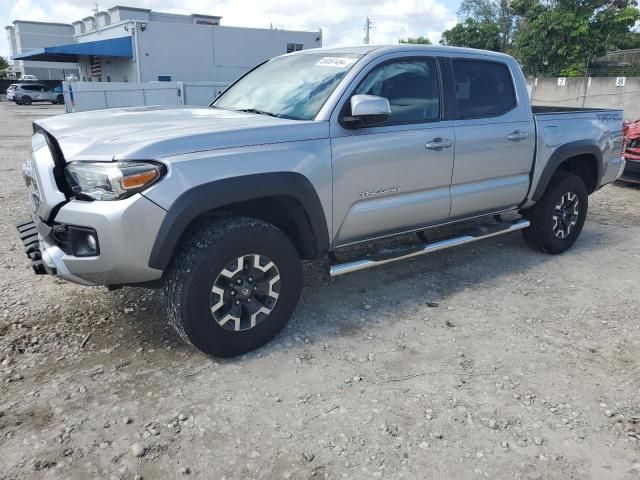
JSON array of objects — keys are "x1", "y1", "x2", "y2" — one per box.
[{"x1": 34, "y1": 106, "x2": 329, "y2": 162}]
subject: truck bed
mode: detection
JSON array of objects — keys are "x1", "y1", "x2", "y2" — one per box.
[{"x1": 532, "y1": 105, "x2": 619, "y2": 115}]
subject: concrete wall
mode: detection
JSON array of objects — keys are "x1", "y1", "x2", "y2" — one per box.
[
  {"x1": 529, "y1": 77, "x2": 640, "y2": 119},
  {"x1": 134, "y1": 23, "x2": 321, "y2": 83},
  {"x1": 76, "y1": 22, "x2": 322, "y2": 83},
  {"x1": 211, "y1": 26, "x2": 320, "y2": 83}
]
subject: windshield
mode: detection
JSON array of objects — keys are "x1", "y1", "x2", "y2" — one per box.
[{"x1": 213, "y1": 53, "x2": 362, "y2": 120}]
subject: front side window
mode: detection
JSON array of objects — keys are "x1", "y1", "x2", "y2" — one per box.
[
  {"x1": 452, "y1": 59, "x2": 516, "y2": 119},
  {"x1": 213, "y1": 53, "x2": 362, "y2": 120},
  {"x1": 353, "y1": 58, "x2": 440, "y2": 125}
]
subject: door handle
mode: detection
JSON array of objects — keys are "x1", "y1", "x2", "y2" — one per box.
[
  {"x1": 425, "y1": 138, "x2": 453, "y2": 150},
  {"x1": 507, "y1": 130, "x2": 529, "y2": 141}
]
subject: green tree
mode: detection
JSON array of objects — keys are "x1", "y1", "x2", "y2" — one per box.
[
  {"x1": 452, "y1": 0, "x2": 515, "y2": 51},
  {"x1": 399, "y1": 36, "x2": 432, "y2": 44},
  {"x1": 0, "y1": 56, "x2": 9, "y2": 79},
  {"x1": 511, "y1": 0, "x2": 640, "y2": 76},
  {"x1": 440, "y1": 18, "x2": 502, "y2": 51}
]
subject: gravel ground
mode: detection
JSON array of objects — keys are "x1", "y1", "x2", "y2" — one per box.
[{"x1": 0, "y1": 101, "x2": 639, "y2": 480}]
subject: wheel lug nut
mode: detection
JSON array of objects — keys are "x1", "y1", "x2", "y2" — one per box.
[
  {"x1": 236, "y1": 279, "x2": 242, "y2": 284},
  {"x1": 247, "y1": 298, "x2": 252, "y2": 302},
  {"x1": 253, "y1": 286, "x2": 258, "y2": 291},
  {"x1": 235, "y1": 300, "x2": 240, "y2": 305},
  {"x1": 248, "y1": 277, "x2": 253, "y2": 282},
  {"x1": 230, "y1": 290, "x2": 236, "y2": 296}
]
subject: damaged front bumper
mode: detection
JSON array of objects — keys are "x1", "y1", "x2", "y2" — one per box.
[
  {"x1": 16, "y1": 131, "x2": 166, "y2": 287},
  {"x1": 16, "y1": 218, "x2": 97, "y2": 285}
]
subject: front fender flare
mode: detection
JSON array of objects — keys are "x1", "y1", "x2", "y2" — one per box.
[{"x1": 147, "y1": 172, "x2": 330, "y2": 270}]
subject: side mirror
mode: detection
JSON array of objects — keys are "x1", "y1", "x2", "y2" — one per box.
[{"x1": 342, "y1": 94, "x2": 391, "y2": 128}]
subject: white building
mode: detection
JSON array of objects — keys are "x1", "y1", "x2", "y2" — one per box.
[
  {"x1": 11, "y1": 6, "x2": 322, "y2": 83},
  {"x1": 5, "y1": 21, "x2": 79, "y2": 80}
]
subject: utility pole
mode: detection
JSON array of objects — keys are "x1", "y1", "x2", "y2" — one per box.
[{"x1": 364, "y1": 17, "x2": 372, "y2": 44}]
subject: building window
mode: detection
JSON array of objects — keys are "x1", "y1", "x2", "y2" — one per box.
[
  {"x1": 158, "y1": 75, "x2": 172, "y2": 82},
  {"x1": 286, "y1": 43, "x2": 303, "y2": 53}
]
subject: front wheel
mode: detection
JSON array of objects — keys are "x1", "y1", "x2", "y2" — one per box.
[
  {"x1": 521, "y1": 171, "x2": 588, "y2": 254},
  {"x1": 164, "y1": 217, "x2": 303, "y2": 357},
  {"x1": 21, "y1": 96, "x2": 32, "y2": 105}
]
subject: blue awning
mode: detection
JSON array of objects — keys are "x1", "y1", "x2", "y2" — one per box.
[{"x1": 12, "y1": 36, "x2": 133, "y2": 62}]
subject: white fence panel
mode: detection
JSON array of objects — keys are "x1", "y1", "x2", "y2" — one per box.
[
  {"x1": 182, "y1": 82, "x2": 230, "y2": 106},
  {"x1": 63, "y1": 81, "x2": 182, "y2": 113}
]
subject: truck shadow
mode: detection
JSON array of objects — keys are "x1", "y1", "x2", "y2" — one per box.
[
  {"x1": 285, "y1": 223, "x2": 622, "y2": 342},
  {"x1": 98, "y1": 220, "x2": 624, "y2": 360}
]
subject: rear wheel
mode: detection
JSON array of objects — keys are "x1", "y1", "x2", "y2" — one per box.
[
  {"x1": 21, "y1": 96, "x2": 32, "y2": 105},
  {"x1": 521, "y1": 171, "x2": 588, "y2": 254},
  {"x1": 56, "y1": 95, "x2": 64, "y2": 104},
  {"x1": 164, "y1": 217, "x2": 303, "y2": 357}
]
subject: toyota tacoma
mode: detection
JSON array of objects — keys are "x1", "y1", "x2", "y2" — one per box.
[{"x1": 17, "y1": 45, "x2": 626, "y2": 356}]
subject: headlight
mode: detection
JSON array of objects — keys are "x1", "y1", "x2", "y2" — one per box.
[{"x1": 64, "y1": 161, "x2": 165, "y2": 200}]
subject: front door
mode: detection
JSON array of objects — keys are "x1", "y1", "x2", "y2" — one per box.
[{"x1": 330, "y1": 55, "x2": 455, "y2": 246}]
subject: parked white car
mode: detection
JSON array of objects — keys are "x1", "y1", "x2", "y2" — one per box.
[
  {"x1": 13, "y1": 84, "x2": 64, "y2": 105},
  {"x1": 21, "y1": 74, "x2": 38, "y2": 81}
]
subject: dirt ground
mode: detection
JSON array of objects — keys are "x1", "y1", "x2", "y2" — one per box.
[{"x1": 0, "y1": 101, "x2": 639, "y2": 480}]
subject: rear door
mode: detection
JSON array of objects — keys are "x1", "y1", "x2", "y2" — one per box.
[
  {"x1": 330, "y1": 53, "x2": 455, "y2": 246},
  {"x1": 22, "y1": 85, "x2": 39, "y2": 100},
  {"x1": 448, "y1": 58, "x2": 535, "y2": 218}
]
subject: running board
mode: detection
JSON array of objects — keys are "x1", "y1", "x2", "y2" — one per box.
[{"x1": 329, "y1": 219, "x2": 530, "y2": 277}]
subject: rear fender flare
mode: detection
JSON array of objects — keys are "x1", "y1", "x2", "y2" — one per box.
[{"x1": 531, "y1": 140, "x2": 603, "y2": 201}]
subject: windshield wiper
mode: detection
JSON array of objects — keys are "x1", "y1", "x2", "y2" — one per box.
[{"x1": 235, "y1": 108, "x2": 280, "y2": 118}]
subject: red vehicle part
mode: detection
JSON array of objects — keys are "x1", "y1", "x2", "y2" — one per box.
[
  {"x1": 621, "y1": 120, "x2": 640, "y2": 183},
  {"x1": 623, "y1": 120, "x2": 640, "y2": 161}
]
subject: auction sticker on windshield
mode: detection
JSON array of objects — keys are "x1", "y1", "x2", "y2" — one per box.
[{"x1": 315, "y1": 57, "x2": 358, "y2": 68}]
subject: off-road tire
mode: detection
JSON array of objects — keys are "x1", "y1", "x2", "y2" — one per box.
[
  {"x1": 163, "y1": 217, "x2": 303, "y2": 357},
  {"x1": 521, "y1": 171, "x2": 588, "y2": 254},
  {"x1": 21, "y1": 96, "x2": 32, "y2": 105}
]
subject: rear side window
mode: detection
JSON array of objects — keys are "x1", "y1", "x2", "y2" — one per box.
[
  {"x1": 452, "y1": 59, "x2": 516, "y2": 119},
  {"x1": 354, "y1": 58, "x2": 440, "y2": 125}
]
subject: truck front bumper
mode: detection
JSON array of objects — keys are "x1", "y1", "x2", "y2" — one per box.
[{"x1": 17, "y1": 194, "x2": 167, "y2": 287}]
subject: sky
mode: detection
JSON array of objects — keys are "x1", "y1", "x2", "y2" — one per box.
[{"x1": 1, "y1": 0, "x2": 462, "y2": 59}]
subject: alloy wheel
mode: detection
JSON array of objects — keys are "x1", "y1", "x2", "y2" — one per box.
[
  {"x1": 209, "y1": 254, "x2": 281, "y2": 332},
  {"x1": 552, "y1": 191, "x2": 579, "y2": 239}
]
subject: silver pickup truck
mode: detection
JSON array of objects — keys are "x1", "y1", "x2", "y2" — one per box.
[{"x1": 17, "y1": 45, "x2": 625, "y2": 356}]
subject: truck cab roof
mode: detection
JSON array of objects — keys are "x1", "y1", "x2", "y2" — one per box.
[{"x1": 292, "y1": 44, "x2": 513, "y2": 61}]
